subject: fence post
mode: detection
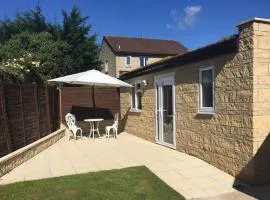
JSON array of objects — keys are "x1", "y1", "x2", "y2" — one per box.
[
  {"x1": 34, "y1": 84, "x2": 41, "y2": 139},
  {"x1": 58, "y1": 86, "x2": 62, "y2": 124},
  {"x1": 1, "y1": 85, "x2": 12, "y2": 153},
  {"x1": 19, "y1": 86, "x2": 26, "y2": 146},
  {"x1": 45, "y1": 84, "x2": 51, "y2": 134}
]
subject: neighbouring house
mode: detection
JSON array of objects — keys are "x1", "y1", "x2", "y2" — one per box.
[
  {"x1": 99, "y1": 35, "x2": 187, "y2": 77},
  {"x1": 119, "y1": 18, "x2": 270, "y2": 185}
]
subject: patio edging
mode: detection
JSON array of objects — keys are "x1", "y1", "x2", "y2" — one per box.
[{"x1": 0, "y1": 128, "x2": 65, "y2": 177}]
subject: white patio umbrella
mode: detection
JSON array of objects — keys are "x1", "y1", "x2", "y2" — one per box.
[{"x1": 48, "y1": 69, "x2": 132, "y2": 107}]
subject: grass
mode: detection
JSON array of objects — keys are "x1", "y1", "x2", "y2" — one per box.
[{"x1": 0, "y1": 166, "x2": 185, "y2": 200}]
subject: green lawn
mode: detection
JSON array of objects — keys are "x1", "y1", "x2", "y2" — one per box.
[{"x1": 0, "y1": 166, "x2": 185, "y2": 200}]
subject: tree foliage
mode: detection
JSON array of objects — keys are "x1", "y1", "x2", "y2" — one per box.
[
  {"x1": 0, "y1": 32, "x2": 72, "y2": 83},
  {"x1": 61, "y1": 6, "x2": 100, "y2": 72},
  {"x1": 0, "y1": 5, "x2": 101, "y2": 83}
]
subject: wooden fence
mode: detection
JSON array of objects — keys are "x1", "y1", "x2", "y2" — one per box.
[
  {"x1": 60, "y1": 87, "x2": 120, "y2": 122},
  {"x1": 0, "y1": 84, "x2": 59, "y2": 157},
  {"x1": 0, "y1": 85, "x2": 120, "y2": 157}
]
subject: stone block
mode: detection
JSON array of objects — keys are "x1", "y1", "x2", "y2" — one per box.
[
  {"x1": 257, "y1": 36, "x2": 270, "y2": 50},
  {"x1": 254, "y1": 49, "x2": 270, "y2": 58},
  {"x1": 253, "y1": 116, "x2": 269, "y2": 129},
  {"x1": 257, "y1": 89, "x2": 270, "y2": 102},
  {"x1": 254, "y1": 30, "x2": 269, "y2": 36},
  {"x1": 258, "y1": 23, "x2": 270, "y2": 32},
  {"x1": 253, "y1": 75, "x2": 270, "y2": 85}
]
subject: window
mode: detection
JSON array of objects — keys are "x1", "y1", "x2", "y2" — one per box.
[
  {"x1": 126, "y1": 56, "x2": 131, "y2": 66},
  {"x1": 131, "y1": 83, "x2": 142, "y2": 111},
  {"x1": 145, "y1": 57, "x2": 149, "y2": 65},
  {"x1": 199, "y1": 66, "x2": 214, "y2": 113},
  {"x1": 140, "y1": 57, "x2": 144, "y2": 67},
  {"x1": 104, "y1": 60, "x2": 108, "y2": 73},
  {"x1": 140, "y1": 57, "x2": 148, "y2": 67}
]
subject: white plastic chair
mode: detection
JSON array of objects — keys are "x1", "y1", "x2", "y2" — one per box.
[
  {"x1": 65, "y1": 113, "x2": 82, "y2": 140},
  {"x1": 105, "y1": 113, "x2": 119, "y2": 138}
]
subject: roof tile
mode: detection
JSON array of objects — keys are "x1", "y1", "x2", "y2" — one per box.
[{"x1": 104, "y1": 35, "x2": 188, "y2": 56}]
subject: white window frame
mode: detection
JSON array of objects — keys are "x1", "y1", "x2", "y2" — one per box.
[
  {"x1": 144, "y1": 57, "x2": 149, "y2": 66},
  {"x1": 199, "y1": 66, "x2": 215, "y2": 114},
  {"x1": 130, "y1": 82, "x2": 143, "y2": 112},
  {"x1": 140, "y1": 56, "x2": 148, "y2": 67},
  {"x1": 126, "y1": 56, "x2": 131, "y2": 67}
]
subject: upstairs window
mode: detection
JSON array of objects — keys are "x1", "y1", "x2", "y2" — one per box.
[
  {"x1": 131, "y1": 83, "x2": 142, "y2": 111},
  {"x1": 199, "y1": 66, "x2": 214, "y2": 113},
  {"x1": 126, "y1": 56, "x2": 131, "y2": 66},
  {"x1": 140, "y1": 57, "x2": 148, "y2": 67}
]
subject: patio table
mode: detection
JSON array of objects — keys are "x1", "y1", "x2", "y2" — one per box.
[{"x1": 84, "y1": 118, "x2": 104, "y2": 139}]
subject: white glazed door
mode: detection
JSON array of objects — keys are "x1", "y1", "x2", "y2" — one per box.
[{"x1": 155, "y1": 75, "x2": 175, "y2": 148}]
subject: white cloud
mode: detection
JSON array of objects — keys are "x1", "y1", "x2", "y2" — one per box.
[{"x1": 167, "y1": 6, "x2": 202, "y2": 30}]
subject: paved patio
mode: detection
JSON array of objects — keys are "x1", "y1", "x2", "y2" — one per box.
[{"x1": 0, "y1": 132, "x2": 259, "y2": 199}]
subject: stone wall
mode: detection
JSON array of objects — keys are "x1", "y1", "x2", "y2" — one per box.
[
  {"x1": 249, "y1": 19, "x2": 270, "y2": 184},
  {"x1": 99, "y1": 40, "x2": 170, "y2": 78},
  {"x1": 121, "y1": 76, "x2": 156, "y2": 142},
  {"x1": 121, "y1": 51, "x2": 254, "y2": 182},
  {"x1": 120, "y1": 19, "x2": 270, "y2": 184},
  {"x1": 0, "y1": 128, "x2": 65, "y2": 177},
  {"x1": 116, "y1": 56, "x2": 163, "y2": 77},
  {"x1": 100, "y1": 41, "x2": 117, "y2": 77}
]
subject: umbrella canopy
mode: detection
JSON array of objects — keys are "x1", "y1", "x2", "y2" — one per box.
[
  {"x1": 48, "y1": 69, "x2": 132, "y2": 87},
  {"x1": 48, "y1": 69, "x2": 132, "y2": 108}
]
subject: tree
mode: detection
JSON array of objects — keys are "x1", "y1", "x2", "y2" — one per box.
[
  {"x1": 61, "y1": 6, "x2": 101, "y2": 72},
  {"x1": 0, "y1": 32, "x2": 73, "y2": 83},
  {"x1": 0, "y1": 5, "x2": 101, "y2": 83},
  {"x1": 0, "y1": 6, "x2": 51, "y2": 43}
]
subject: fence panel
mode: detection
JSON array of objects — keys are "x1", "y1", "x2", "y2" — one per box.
[
  {"x1": 22, "y1": 85, "x2": 39, "y2": 144},
  {"x1": 5, "y1": 85, "x2": 25, "y2": 150},
  {"x1": 0, "y1": 84, "x2": 119, "y2": 157},
  {"x1": 0, "y1": 86, "x2": 11, "y2": 156},
  {"x1": 0, "y1": 84, "x2": 59, "y2": 157},
  {"x1": 60, "y1": 87, "x2": 120, "y2": 122}
]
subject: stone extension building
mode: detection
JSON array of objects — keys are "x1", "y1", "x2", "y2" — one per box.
[
  {"x1": 99, "y1": 35, "x2": 187, "y2": 77},
  {"x1": 119, "y1": 18, "x2": 270, "y2": 185}
]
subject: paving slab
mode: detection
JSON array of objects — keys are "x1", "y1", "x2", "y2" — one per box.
[{"x1": 0, "y1": 132, "x2": 268, "y2": 199}]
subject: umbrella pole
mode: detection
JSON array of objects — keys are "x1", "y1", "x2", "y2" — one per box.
[{"x1": 92, "y1": 85, "x2": 96, "y2": 108}]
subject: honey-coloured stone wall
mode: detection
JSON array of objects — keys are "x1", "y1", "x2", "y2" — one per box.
[
  {"x1": 100, "y1": 41, "x2": 117, "y2": 77},
  {"x1": 120, "y1": 18, "x2": 270, "y2": 184},
  {"x1": 249, "y1": 19, "x2": 270, "y2": 184}
]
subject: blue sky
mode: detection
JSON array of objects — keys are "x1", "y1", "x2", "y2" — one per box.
[{"x1": 0, "y1": 0, "x2": 270, "y2": 49}]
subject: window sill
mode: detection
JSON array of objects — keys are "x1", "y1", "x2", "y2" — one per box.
[
  {"x1": 130, "y1": 109, "x2": 142, "y2": 113},
  {"x1": 197, "y1": 111, "x2": 215, "y2": 115}
]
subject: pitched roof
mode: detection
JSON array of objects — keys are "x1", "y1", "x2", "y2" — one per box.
[
  {"x1": 103, "y1": 35, "x2": 188, "y2": 56},
  {"x1": 120, "y1": 35, "x2": 239, "y2": 80}
]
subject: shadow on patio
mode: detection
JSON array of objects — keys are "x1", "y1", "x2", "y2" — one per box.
[{"x1": 232, "y1": 133, "x2": 270, "y2": 200}]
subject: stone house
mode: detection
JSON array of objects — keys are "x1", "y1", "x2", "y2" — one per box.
[
  {"x1": 99, "y1": 35, "x2": 187, "y2": 77},
  {"x1": 119, "y1": 18, "x2": 270, "y2": 185}
]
